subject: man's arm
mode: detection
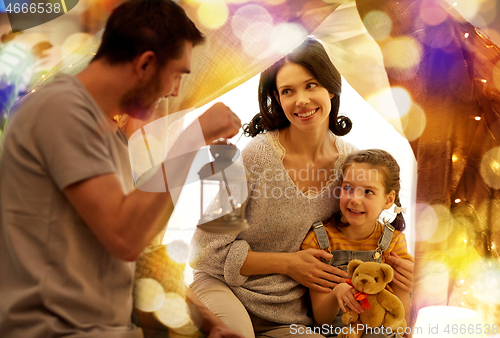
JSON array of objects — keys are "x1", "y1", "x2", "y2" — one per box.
[{"x1": 64, "y1": 103, "x2": 241, "y2": 261}]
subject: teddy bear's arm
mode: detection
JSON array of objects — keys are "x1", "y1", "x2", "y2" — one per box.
[{"x1": 377, "y1": 290, "x2": 407, "y2": 331}]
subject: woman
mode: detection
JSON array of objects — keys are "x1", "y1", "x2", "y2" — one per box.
[{"x1": 189, "y1": 37, "x2": 412, "y2": 338}]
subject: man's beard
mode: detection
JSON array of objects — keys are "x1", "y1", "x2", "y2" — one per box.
[{"x1": 119, "y1": 73, "x2": 162, "y2": 120}]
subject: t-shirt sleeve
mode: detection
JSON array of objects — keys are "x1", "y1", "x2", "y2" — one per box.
[
  {"x1": 32, "y1": 88, "x2": 116, "y2": 190},
  {"x1": 387, "y1": 231, "x2": 413, "y2": 262},
  {"x1": 300, "y1": 229, "x2": 320, "y2": 250}
]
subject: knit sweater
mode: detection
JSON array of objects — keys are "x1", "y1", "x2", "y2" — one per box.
[{"x1": 189, "y1": 129, "x2": 354, "y2": 325}]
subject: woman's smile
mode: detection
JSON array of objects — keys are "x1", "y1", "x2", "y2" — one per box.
[{"x1": 295, "y1": 108, "x2": 318, "y2": 119}]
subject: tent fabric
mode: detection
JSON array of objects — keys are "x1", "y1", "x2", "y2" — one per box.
[{"x1": 356, "y1": 0, "x2": 500, "y2": 324}]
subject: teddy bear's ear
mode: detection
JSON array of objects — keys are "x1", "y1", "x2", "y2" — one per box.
[
  {"x1": 380, "y1": 263, "x2": 394, "y2": 283},
  {"x1": 347, "y1": 259, "x2": 364, "y2": 276}
]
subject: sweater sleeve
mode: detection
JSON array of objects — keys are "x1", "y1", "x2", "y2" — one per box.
[{"x1": 189, "y1": 135, "x2": 269, "y2": 287}]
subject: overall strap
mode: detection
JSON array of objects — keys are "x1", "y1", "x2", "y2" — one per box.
[
  {"x1": 377, "y1": 223, "x2": 395, "y2": 251},
  {"x1": 312, "y1": 221, "x2": 330, "y2": 250},
  {"x1": 372, "y1": 222, "x2": 395, "y2": 260}
]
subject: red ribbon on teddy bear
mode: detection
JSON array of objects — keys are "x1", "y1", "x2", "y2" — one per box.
[{"x1": 345, "y1": 278, "x2": 372, "y2": 310}]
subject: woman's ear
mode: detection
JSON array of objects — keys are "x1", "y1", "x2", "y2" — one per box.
[
  {"x1": 274, "y1": 91, "x2": 281, "y2": 105},
  {"x1": 384, "y1": 190, "x2": 396, "y2": 209}
]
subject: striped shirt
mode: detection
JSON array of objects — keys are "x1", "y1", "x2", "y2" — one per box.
[{"x1": 301, "y1": 219, "x2": 413, "y2": 263}]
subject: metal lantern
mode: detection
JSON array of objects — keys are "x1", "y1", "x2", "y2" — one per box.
[{"x1": 197, "y1": 141, "x2": 248, "y2": 235}]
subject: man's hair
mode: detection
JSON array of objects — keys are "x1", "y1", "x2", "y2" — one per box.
[{"x1": 93, "y1": 0, "x2": 205, "y2": 67}]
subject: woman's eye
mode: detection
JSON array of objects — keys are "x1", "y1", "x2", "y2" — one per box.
[
  {"x1": 306, "y1": 83, "x2": 317, "y2": 89},
  {"x1": 281, "y1": 89, "x2": 291, "y2": 95}
]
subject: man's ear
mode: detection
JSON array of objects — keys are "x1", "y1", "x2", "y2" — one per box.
[
  {"x1": 274, "y1": 91, "x2": 281, "y2": 105},
  {"x1": 384, "y1": 190, "x2": 396, "y2": 209},
  {"x1": 134, "y1": 51, "x2": 157, "y2": 79}
]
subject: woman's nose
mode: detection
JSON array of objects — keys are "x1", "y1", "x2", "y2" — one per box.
[{"x1": 295, "y1": 90, "x2": 310, "y2": 106}]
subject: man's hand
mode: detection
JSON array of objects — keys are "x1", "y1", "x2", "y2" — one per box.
[
  {"x1": 198, "y1": 103, "x2": 241, "y2": 144},
  {"x1": 386, "y1": 251, "x2": 414, "y2": 292},
  {"x1": 286, "y1": 249, "x2": 348, "y2": 293}
]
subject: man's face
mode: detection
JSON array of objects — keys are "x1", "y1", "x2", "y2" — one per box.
[{"x1": 120, "y1": 41, "x2": 193, "y2": 120}]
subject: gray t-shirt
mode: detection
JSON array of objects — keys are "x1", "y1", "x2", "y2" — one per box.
[{"x1": 0, "y1": 74, "x2": 142, "y2": 337}]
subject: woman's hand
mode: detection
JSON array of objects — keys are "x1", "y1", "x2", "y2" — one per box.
[
  {"x1": 386, "y1": 251, "x2": 414, "y2": 292},
  {"x1": 333, "y1": 283, "x2": 364, "y2": 314},
  {"x1": 286, "y1": 249, "x2": 348, "y2": 293}
]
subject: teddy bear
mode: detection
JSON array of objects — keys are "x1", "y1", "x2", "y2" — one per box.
[{"x1": 339, "y1": 259, "x2": 406, "y2": 338}]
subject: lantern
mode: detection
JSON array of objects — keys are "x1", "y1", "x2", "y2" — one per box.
[{"x1": 197, "y1": 140, "x2": 248, "y2": 234}]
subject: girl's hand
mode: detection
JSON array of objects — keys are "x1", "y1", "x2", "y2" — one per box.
[
  {"x1": 334, "y1": 283, "x2": 364, "y2": 314},
  {"x1": 386, "y1": 251, "x2": 414, "y2": 292},
  {"x1": 286, "y1": 249, "x2": 348, "y2": 292}
]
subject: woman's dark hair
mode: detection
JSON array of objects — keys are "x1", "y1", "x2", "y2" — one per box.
[
  {"x1": 339, "y1": 149, "x2": 406, "y2": 231},
  {"x1": 94, "y1": 0, "x2": 205, "y2": 67},
  {"x1": 244, "y1": 36, "x2": 352, "y2": 137}
]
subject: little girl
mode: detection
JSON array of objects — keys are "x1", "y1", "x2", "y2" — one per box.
[{"x1": 301, "y1": 149, "x2": 413, "y2": 336}]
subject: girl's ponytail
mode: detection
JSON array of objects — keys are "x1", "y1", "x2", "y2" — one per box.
[{"x1": 391, "y1": 195, "x2": 406, "y2": 232}]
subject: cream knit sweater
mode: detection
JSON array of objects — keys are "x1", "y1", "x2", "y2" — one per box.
[{"x1": 189, "y1": 129, "x2": 354, "y2": 325}]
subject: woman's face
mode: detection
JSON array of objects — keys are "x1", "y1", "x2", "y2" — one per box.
[{"x1": 275, "y1": 62, "x2": 333, "y2": 133}]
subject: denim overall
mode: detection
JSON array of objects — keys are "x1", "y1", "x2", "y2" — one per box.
[{"x1": 311, "y1": 221, "x2": 400, "y2": 338}]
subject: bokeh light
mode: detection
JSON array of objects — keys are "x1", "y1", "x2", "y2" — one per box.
[
  {"x1": 480, "y1": 146, "x2": 500, "y2": 189},
  {"x1": 473, "y1": 262, "x2": 500, "y2": 304},
  {"x1": 420, "y1": 0, "x2": 448, "y2": 26},
  {"x1": 197, "y1": 0, "x2": 229, "y2": 30},
  {"x1": 362, "y1": 10, "x2": 392, "y2": 41},
  {"x1": 382, "y1": 36, "x2": 422, "y2": 69},
  {"x1": 241, "y1": 22, "x2": 274, "y2": 58},
  {"x1": 414, "y1": 204, "x2": 454, "y2": 243},
  {"x1": 133, "y1": 278, "x2": 166, "y2": 312},
  {"x1": 231, "y1": 4, "x2": 273, "y2": 40},
  {"x1": 452, "y1": 0, "x2": 480, "y2": 21},
  {"x1": 154, "y1": 292, "x2": 190, "y2": 328},
  {"x1": 270, "y1": 23, "x2": 308, "y2": 56},
  {"x1": 166, "y1": 240, "x2": 189, "y2": 264},
  {"x1": 389, "y1": 87, "x2": 412, "y2": 117},
  {"x1": 61, "y1": 33, "x2": 92, "y2": 59},
  {"x1": 400, "y1": 103, "x2": 426, "y2": 141}
]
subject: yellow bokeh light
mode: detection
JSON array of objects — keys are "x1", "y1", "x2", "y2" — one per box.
[
  {"x1": 415, "y1": 260, "x2": 449, "y2": 299},
  {"x1": 197, "y1": 0, "x2": 229, "y2": 30},
  {"x1": 231, "y1": 4, "x2": 272, "y2": 40},
  {"x1": 62, "y1": 33, "x2": 92, "y2": 59},
  {"x1": 155, "y1": 292, "x2": 190, "y2": 328},
  {"x1": 382, "y1": 36, "x2": 422, "y2": 70},
  {"x1": 453, "y1": 0, "x2": 480, "y2": 21},
  {"x1": 452, "y1": 154, "x2": 458, "y2": 162},
  {"x1": 400, "y1": 102, "x2": 426, "y2": 141},
  {"x1": 362, "y1": 10, "x2": 392, "y2": 41},
  {"x1": 480, "y1": 146, "x2": 500, "y2": 189},
  {"x1": 270, "y1": 23, "x2": 308, "y2": 56},
  {"x1": 133, "y1": 278, "x2": 165, "y2": 312}
]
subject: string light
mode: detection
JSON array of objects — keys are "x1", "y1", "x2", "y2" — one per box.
[
  {"x1": 455, "y1": 198, "x2": 461, "y2": 203},
  {"x1": 481, "y1": 79, "x2": 487, "y2": 83},
  {"x1": 475, "y1": 116, "x2": 481, "y2": 121},
  {"x1": 464, "y1": 33, "x2": 469, "y2": 38},
  {"x1": 452, "y1": 154, "x2": 459, "y2": 162}
]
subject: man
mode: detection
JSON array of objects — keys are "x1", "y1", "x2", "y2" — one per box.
[{"x1": 0, "y1": 1, "x2": 242, "y2": 337}]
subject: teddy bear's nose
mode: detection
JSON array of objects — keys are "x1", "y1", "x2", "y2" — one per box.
[{"x1": 360, "y1": 279, "x2": 368, "y2": 284}]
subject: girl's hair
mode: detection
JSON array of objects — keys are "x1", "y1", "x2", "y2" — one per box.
[
  {"x1": 243, "y1": 36, "x2": 352, "y2": 137},
  {"x1": 340, "y1": 149, "x2": 406, "y2": 231}
]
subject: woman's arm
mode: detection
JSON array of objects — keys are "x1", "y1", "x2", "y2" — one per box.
[
  {"x1": 309, "y1": 283, "x2": 365, "y2": 325},
  {"x1": 240, "y1": 249, "x2": 349, "y2": 292},
  {"x1": 386, "y1": 251, "x2": 414, "y2": 292}
]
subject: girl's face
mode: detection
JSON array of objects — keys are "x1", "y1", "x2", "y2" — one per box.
[
  {"x1": 275, "y1": 62, "x2": 333, "y2": 133},
  {"x1": 339, "y1": 163, "x2": 395, "y2": 231}
]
